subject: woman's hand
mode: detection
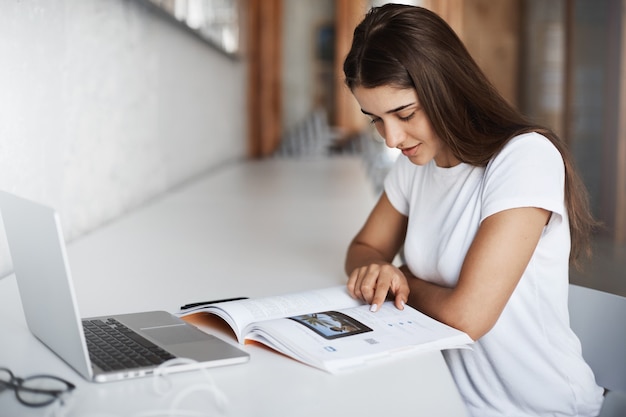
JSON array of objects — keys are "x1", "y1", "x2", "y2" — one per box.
[{"x1": 347, "y1": 262, "x2": 410, "y2": 312}]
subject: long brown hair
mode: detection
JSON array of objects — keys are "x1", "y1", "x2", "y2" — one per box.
[{"x1": 343, "y1": 4, "x2": 596, "y2": 268}]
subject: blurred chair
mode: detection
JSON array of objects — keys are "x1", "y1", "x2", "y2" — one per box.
[
  {"x1": 569, "y1": 284, "x2": 626, "y2": 417},
  {"x1": 275, "y1": 109, "x2": 336, "y2": 158}
]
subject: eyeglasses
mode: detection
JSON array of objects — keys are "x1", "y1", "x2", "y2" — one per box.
[{"x1": 0, "y1": 367, "x2": 75, "y2": 407}]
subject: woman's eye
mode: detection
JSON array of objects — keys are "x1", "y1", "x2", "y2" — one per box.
[
  {"x1": 399, "y1": 112, "x2": 415, "y2": 122},
  {"x1": 369, "y1": 117, "x2": 382, "y2": 125}
]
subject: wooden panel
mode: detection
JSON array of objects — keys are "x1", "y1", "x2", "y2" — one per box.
[
  {"x1": 247, "y1": 0, "x2": 261, "y2": 157},
  {"x1": 461, "y1": 0, "x2": 521, "y2": 106},
  {"x1": 247, "y1": 0, "x2": 283, "y2": 158},
  {"x1": 333, "y1": 0, "x2": 368, "y2": 138},
  {"x1": 616, "y1": 0, "x2": 626, "y2": 242}
]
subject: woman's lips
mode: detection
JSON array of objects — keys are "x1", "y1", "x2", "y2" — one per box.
[{"x1": 401, "y1": 143, "x2": 420, "y2": 156}]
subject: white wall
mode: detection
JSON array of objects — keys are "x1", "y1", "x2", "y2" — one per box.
[{"x1": 0, "y1": 0, "x2": 247, "y2": 278}]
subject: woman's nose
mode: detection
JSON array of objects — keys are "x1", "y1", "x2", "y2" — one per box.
[{"x1": 382, "y1": 122, "x2": 406, "y2": 148}]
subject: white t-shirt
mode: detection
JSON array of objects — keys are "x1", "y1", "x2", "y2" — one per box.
[{"x1": 384, "y1": 133, "x2": 604, "y2": 417}]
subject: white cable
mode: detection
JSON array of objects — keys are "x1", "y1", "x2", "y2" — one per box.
[
  {"x1": 151, "y1": 358, "x2": 228, "y2": 411},
  {"x1": 143, "y1": 358, "x2": 228, "y2": 417}
]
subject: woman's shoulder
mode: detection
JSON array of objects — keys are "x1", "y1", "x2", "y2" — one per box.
[
  {"x1": 491, "y1": 131, "x2": 563, "y2": 167},
  {"x1": 501, "y1": 131, "x2": 559, "y2": 154}
]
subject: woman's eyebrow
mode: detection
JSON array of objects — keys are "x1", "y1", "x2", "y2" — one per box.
[{"x1": 360, "y1": 103, "x2": 416, "y2": 116}]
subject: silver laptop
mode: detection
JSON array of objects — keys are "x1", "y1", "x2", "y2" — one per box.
[{"x1": 0, "y1": 191, "x2": 249, "y2": 383}]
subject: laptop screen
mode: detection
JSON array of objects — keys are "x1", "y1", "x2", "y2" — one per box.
[{"x1": 0, "y1": 191, "x2": 93, "y2": 379}]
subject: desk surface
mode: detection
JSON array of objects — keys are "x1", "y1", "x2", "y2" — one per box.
[{"x1": 0, "y1": 157, "x2": 468, "y2": 417}]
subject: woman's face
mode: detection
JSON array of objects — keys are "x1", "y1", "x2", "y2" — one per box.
[{"x1": 352, "y1": 85, "x2": 459, "y2": 168}]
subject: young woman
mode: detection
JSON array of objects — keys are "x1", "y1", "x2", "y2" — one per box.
[{"x1": 343, "y1": 4, "x2": 604, "y2": 416}]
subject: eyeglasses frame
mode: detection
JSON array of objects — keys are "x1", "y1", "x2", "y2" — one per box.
[{"x1": 0, "y1": 367, "x2": 76, "y2": 407}]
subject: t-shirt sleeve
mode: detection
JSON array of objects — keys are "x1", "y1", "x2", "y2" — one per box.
[
  {"x1": 383, "y1": 156, "x2": 411, "y2": 216},
  {"x1": 481, "y1": 133, "x2": 566, "y2": 226}
]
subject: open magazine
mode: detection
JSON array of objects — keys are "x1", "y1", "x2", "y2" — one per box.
[{"x1": 178, "y1": 286, "x2": 473, "y2": 374}]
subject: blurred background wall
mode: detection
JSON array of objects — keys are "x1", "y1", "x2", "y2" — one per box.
[{"x1": 0, "y1": 0, "x2": 247, "y2": 277}]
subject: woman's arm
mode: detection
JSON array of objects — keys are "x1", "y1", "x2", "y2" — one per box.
[
  {"x1": 347, "y1": 193, "x2": 550, "y2": 340},
  {"x1": 345, "y1": 192, "x2": 409, "y2": 310},
  {"x1": 405, "y1": 206, "x2": 550, "y2": 340}
]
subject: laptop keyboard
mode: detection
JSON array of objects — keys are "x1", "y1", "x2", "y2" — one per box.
[{"x1": 83, "y1": 318, "x2": 175, "y2": 372}]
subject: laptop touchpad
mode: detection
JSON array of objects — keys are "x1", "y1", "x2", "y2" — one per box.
[{"x1": 142, "y1": 325, "x2": 213, "y2": 345}]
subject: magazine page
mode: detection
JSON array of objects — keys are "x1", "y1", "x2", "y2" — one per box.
[
  {"x1": 179, "y1": 286, "x2": 363, "y2": 343},
  {"x1": 245, "y1": 301, "x2": 473, "y2": 373}
]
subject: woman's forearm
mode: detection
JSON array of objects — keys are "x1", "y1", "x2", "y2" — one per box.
[{"x1": 400, "y1": 265, "x2": 485, "y2": 341}]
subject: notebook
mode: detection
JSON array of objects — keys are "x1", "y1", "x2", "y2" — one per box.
[{"x1": 0, "y1": 191, "x2": 249, "y2": 383}]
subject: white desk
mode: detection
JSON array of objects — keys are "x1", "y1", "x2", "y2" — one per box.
[{"x1": 0, "y1": 157, "x2": 468, "y2": 417}]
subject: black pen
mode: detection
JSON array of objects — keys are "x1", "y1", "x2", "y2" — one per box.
[{"x1": 180, "y1": 297, "x2": 248, "y2": 310}]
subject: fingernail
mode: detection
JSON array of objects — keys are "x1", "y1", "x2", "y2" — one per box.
[
  {"x1": 370, "y1": 304, "x2": 378, "y2": 312},
  {"x1": 400, "y1": 300, "x2": 406, "y2": 309}
]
